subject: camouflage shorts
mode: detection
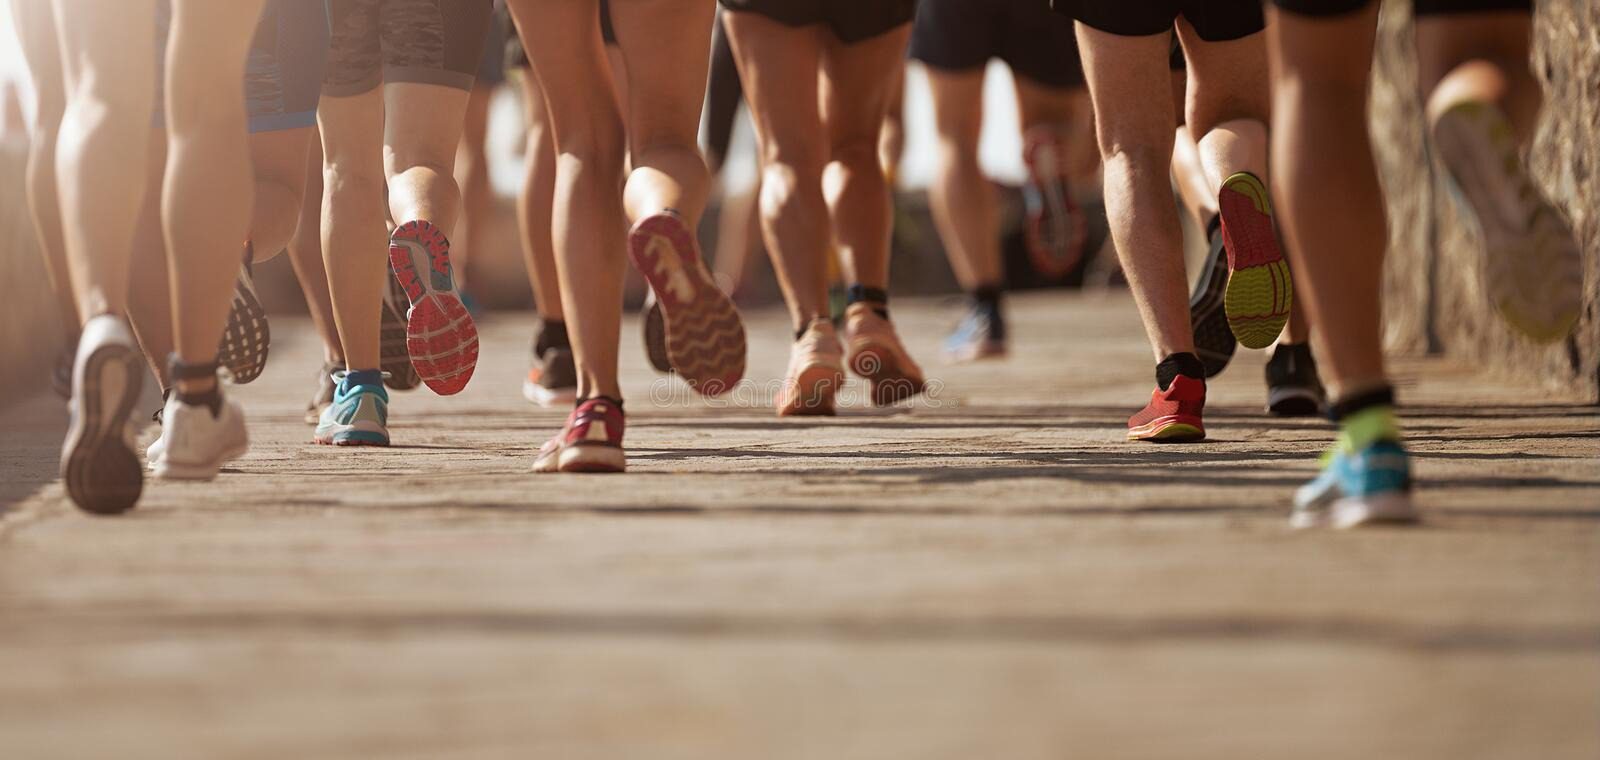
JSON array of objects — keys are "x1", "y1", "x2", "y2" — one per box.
[{"x1": 323, "y1": 0, "x2": 494, "y2": 96}]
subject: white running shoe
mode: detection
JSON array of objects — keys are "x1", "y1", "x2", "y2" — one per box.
[
  {"x1": 150, "y1": 392, "x2": 249, "y2": 481},
  {"x1": 61, "y1": 315, "x2": 145, "y2": 515}
]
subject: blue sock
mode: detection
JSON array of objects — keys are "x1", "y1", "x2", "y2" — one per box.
[{"x1": 344, "y1": 369, "x2": 384, "y2": 389}]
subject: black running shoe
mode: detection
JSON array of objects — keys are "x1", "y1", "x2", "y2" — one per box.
[
  {"x1": 524, "y1": 320, "x2": 578, "y2": 407},
  {"x1": 52, "y1": 341, "x2": 75, "y2": 400},
  {"x1": 1190, "y1": 227, "x2": 1236, "y2": 378},
  {"x1": 1265, "y1": 342, "x2": 1326, "y2": 417},
  {"x1": 380, "y1": 270, "x2": 422, "y2": 391},
  {"x1": 218, "y1": 255, "x2": 270, "y2": 384},
  {"x1": 305, "y1": 362, "x2": 341, "y2": 424}
]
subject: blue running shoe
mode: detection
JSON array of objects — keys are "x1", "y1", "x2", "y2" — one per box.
[
  {"x1": 313, "y1": 370, "x2": 390, "y2": 447},
  {"x1": 942, "y1": 301, "x2": 1007, "y2": 364},
  {"x1": 1292, "y1": 406, "x2": 1416, "y2": 529}
]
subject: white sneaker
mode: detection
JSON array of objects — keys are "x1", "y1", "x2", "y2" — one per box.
[
  {"x1": 151, "y1": 391, "x2": 249, "y2": 481},
  {"x1": 61, "y1": 315, "x2": 146, "y2": 514}
]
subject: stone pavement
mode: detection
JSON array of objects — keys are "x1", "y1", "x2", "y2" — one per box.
[{"x1": 2, "y1": 293, "x2": 1597, "y2": 759}]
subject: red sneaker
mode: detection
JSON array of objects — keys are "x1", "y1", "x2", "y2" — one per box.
[
  {"x1": 1023, "y1": 125, "x2": 1086, "y2": 280},
  {"x1": 389, "y1": 220, "x2": 479, "y2": 396},
  {"x1": 627, "y1": 211, "x2": 746, "y2": 397},
  {"x1": 533, "y1": 398, "x2": 626, "y2": 473},
  {"x1": 1127, "y1": 375, "x2": 1206, "y2": 442}
]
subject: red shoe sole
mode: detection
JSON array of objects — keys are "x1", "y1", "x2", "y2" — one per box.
[
  {"x1": 390, "y1": 222, "x2": 479, "y2": 396},
  {"x1": 1127, "y1": 416, "x2": 1206, "y2": 442},
  {"x1": 1023, "y1": 129, "x2": 1085, "y2": 279},
  {"x1": 628, "y1": 213, "x2": 746, "y2": 397}
]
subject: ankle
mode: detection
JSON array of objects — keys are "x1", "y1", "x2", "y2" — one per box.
[
  {"x1": 1156, "y1": 353, "x2": 1205, "y2": 391},
  {"x1": 846, "y1": 284, "x2": 890, "y2": 320}
]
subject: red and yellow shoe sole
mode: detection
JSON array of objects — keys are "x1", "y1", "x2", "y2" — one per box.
[
  {"x1": 1218, "y1": 172, "x2": 1293, "y2": 350},
  {"x1": 1128, "y1": 416, "x2": 1206, "y2": 442},
  {"x1": 628, "y1": 213, "x2": 746, "y2": 397},
  {"x1": 390, "y1": 221, "x2": 478, "y2": 396}
]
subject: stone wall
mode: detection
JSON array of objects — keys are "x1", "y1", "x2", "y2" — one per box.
[{"x1": 1372, "y1": 0, "x2": 1599, "y2": 401}]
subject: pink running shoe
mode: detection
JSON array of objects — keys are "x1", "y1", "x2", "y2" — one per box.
[
  {"x1": 777, "y1": 318, "x2": 846, "y2": 417},
  {"x1": 627, "y1": 211, "x2": 746, "y2": 397},
  {"x1": 533, "y1": 398, "x2": 626, "y2": 474},
  {"x1": 844, "y1": 303, "x2": 927, "y2": 407},
  {"x1": 389, "y1": 220, "x2": 479, "y2": 396}
]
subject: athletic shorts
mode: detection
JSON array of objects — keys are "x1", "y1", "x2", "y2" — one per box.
[
  {"x1": 502, "y1": 0, "x2": 615, "y2": 71},
  {"x1": 718, "y1": 0, "x2": 916, "y2": 45},
  {"x1": 911, "y1": 0, "x2": 1084, "y2": 90},
  {"x1": 154, "y1": 0, "x2": 331, "y2": 133},
  {"x1": 322, "y1": 0, "x2": 494, "y2": 96},
  {"x1": 1057, "y1": 0, "x2": 1264, "y2": 42},
  {"x1": 1271, "y1": 0, "x2": 1530, "y2": 15},
  {"x1": 476, "y1": 4, "x2": 507, "y2": 85}
]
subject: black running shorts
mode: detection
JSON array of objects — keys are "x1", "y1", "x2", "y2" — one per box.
[
  {"x1": 155, "y1": 0, "x2": 330, "y2": 133},
  {"x1": 323, "y1": 0, "x2": 494, "y2": 96},
  {"x1": 718, "y1": 0, "x2": 916, "y2": 45},
  {"x1": 502, "y1": 0, "x2": 615, "y2": 71},
  {"x1": 1057, "y1": 0, "x2": 1264, "y2": 42},
  {"x1": 911, "y1": 0, "x2": 1084, "y2": 90}
]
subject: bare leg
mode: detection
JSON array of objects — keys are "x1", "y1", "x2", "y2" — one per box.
[
  {"x1": 516, "y1": 73, "x2": 565, "y2": 321},
  {"x1": 612, "y1": 0, "x2": 715, "y2": 225},
  {"x1": 1172, "y1": 123, "x2": 1216, "y2": 230},
  {"x1": 248, "y1": 127, "x2": 315, "y2": 262},
  {"x1": 1075, "y1": 24, "x2": 1191, "y2": 360},
  {"x1": 925, "y1": 67, "x2": 998, "y2": 292},
  {"x1": 1014, "y1": 78, "x2": 1094, "y2": 181},
  {"x1": 126, "y1": 132, "x2": 174, "y2": 389},
  {"x1": 452, "y1": 82, "x2": 494, "y2": 291},
  {"x1": 511, "y1": 0, "x2": 627, "y2": 399},
  {"x1": 1415, "y1": 13, "x2": 1539, "y2": 144},
  {"x1": 385, "y1": 83, "x2": 471, "y2": 234},
  {"x1": 1177, "y1": 23, "x2": 1270, "y2": 200},
  {"x1": 879, "y1": 62, "x2": 906, "y2": 182},
  {"x1": 819, "y1": 26, "x2": 910, "y2": 293},
  {"x1": 51, "y1": 0, "x2": 159, "y2": 321},
  {"x1": 1267, "y1": 5, "x2": 1387, "y2": 398},
  {"x1": 162, "y1": 0, "x2": 270, "y2": 393},
  {"x1": 318, "y1": 88, "x2": 389, "y2": 372},
  {"x1": 10, "y1": 0, "x2": 79, "y2": 334},
  {"x1": 724, "y1": 12, "x2": 829, "y2": 330},
  {"x1": 285, "y1": 134, "x2": 344, "y2": 366}
]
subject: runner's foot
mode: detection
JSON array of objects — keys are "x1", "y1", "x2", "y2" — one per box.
[
  {"x1": 1432, "y1": 100, "x2": 1583, "y2": 342},
  {"x1": 1265, "y1": 343, "x2": 1326, "y2": 417},
  {"x1": 777, "y1": 318, "x2": 846, "y2": 417},
  {"x1": 1218, "y1": 171, "x2": 1293, "y2": 350},
  {"x1": 218, "y1": 254, "x2": 270, "y2": 384},
  {"x1": 844, "y1": 302, "x2": 926, "y2": 406},
  {"x1": 1022, "y1": 125, "x2": 1086, "y2": 279},
  {"x1": 389, "y1": 220, "x2": 479, "y2": 396},
  {"x1": 942, "y1": 294, "x2": 1007, "y2": 364},
  {"x1": 60, "y1": 315, "x2": 144, "y2": 515},
  {"x1": 627, "y1": 211, "x2": 746, "y2": 396},
  {"x1": 524, "y1": 319, "x2": 578, "y2": 408},
  {"x1": 1128, "y1": 365, "x2": 1206, "y2": 442},
  {"x1": 313, "y1": 369, "x2": 390, "y2": 447},
  {"x1": 151, "y1": 388, "x2": 249, "y2": 481},
  {"x1": 1292, "y1": 404, "x2": 1416, "y2": 529},
  {"x1": 305, "y1": 362, "x2": 342, "y2": 425},
  {"x1": 1190, "y1": 220, "x2": 1237, "y2": 378},
  {"x1": 533, "y1": 397, "x2": 626, "y2": 473}
]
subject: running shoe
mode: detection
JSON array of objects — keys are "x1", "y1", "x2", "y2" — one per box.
[
  {"x1": 1127, "y1": 374, "x2": 1206, "y2": 442},
  {"x1": 1022, "y1": 125, "x2": 1086, "y2": 279},
  {"x1": 777, "y1": 318, "x2": 846, "y2": 417},
  {"x1": 942, "y1": 300, "x2": 1007, "y2": 363},
  {"x1": 305, "y1": 362, "x2": 341, "y2": 425},
  {"x1": 627, "y1": 210, "x2": 746, "y2": 396},
  {"x1": 1292, "y1": 407, "x2": 1416, "y2": 529},
  {"x1": 380, "y1": 268, "x2": 421, "y2": 391},
  {"x1": 1265, "y1": 343, "x2": 1326, "y2": 417},
  {"x1": 1433, "y1": 100, "x2": 1583, "y2": 342},
  {"x1": 844, "y1": 303, "x2": 927, "y2": 406},
  {"x1": 641, "y1": 288, "x2": 672, "y2": 374},
  {"x1": 218, "y1": 256, "x2": 270, "y2": 384},
  {"x1": 150, "y1": 392, "x2": 249, "y2": 481},
  {"x1": 50, "y1": 341, "x2": 74, "y2": 399},
  {"x1": 1218, "y1": 171, "x2": 1293, "y2": 350},
  {"x1": 524, "y1": 322, "x2": 578, "y2": 408},
  {"x1": 1189, "y1": 226, "x2": 1237, "y2": 378},
  {"x1": 313, "y1": 371, "x2": 391, "y2": 447},
  {"x1": 533, "y1": 397, "x2": 626, "y2": 473},
  {"x1": 60, "y1": 315, "x2": 144, "y2": 515},
  {"x1": 389, "y1": 220, "x2": 479, "y2": 396}
]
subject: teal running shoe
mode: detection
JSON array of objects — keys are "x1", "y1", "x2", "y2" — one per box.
[
  {"x1": 1292, "y1": 406, "x2": 1416, "y2": 529},
  {"x1": 313, "y1": 370, "x2": 390, "y2": 447}
]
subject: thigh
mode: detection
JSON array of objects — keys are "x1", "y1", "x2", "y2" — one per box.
[
  {"x1": 324, "y1": 0, "x2": 384, "y2": 96},
  {"x1": 1073, "y1": 22, "x2": 1175, "y2": 154},
  {"x1": 723, "y1": 10, "x2": 826, "y2": 164},
  {"x1": 52, "y1": 0, "x2": 159, "y2": 102},
  {"x1": 1013, "y1": 76, "x2": 1083, "y2": 131},
  {"x1": 507, "y1": 0, "x2": 621, "y2": 150},
  {"x1": 1412, "y1": 11, "x2": 1532, "y2": 92},
  {"x1": 11, "y1": 0, "x2": 65, "y2": 113},
  {"x1": 608, "y1": 0, "x2": 716, "y2": 151},
  {"x1": 925, "y1": 67, "x2": 985, "y2": 149},
  {"x1": 1175, "y1": 21, "x2": 1269, "y2": 133},
  {"x1": 317, "y1": 87, "x2": 386, "y2": 171},
  {"x1": 383, "y1": 82, "x2": 471, "y2": 171},
  {"x1": 818, "y1": 23, "x2": 911, "y2": 150},
  {"x1": 379, "y1": 0, "x2": 493, "y2": 92}
]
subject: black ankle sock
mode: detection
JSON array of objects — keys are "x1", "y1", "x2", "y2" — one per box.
[
  {"x1": 970, "y1": 285, "x2": 1004, "y2": 313},
  {"x1": 345, "y1": 369, "x2": 384, "y2": 387},
  {"x1": 1329, "y1": 386, "x2": 1394, "y2": 423},
  {"x1": 847, "y1": 284, "x2": 890, "y2": 320},
  {"x1": 167, "y1": 355, "x2": 223, "y2": 418},
  {"x1": 1205, "y1": 213, "x2": 1221, "y2": 242},
  {"x1": 580, "y1": 395, "x2": 624, "y2": 410},
  {"x1": 1156, "y1": 352, "x2": 1206, "y2": 391}
]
